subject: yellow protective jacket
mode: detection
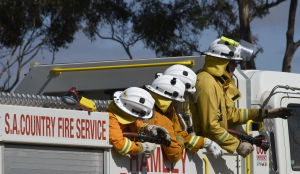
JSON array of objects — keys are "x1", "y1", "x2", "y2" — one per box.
[
  {"x1": 108, "y1": 111, "x2": 148, "y2": 156},
  {"x1": 149, "y1": 91, "x2": 205, "y2": 156},
  {"x1": 150, "y1": 108, "x2": 185, "y2": 162},
  {"x1": 190, "y1": 56, "x2": 267, "y2": 153}
]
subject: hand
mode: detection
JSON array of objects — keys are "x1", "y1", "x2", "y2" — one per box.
[
  {"x1": 266, "y1": 108, "x2": 293, "y2": 119},
  {"x1": 236, "y1": 142, "x2": 254, "y2": 158},
  {"x1": 138, "y1": 142, "x2": 156, "y2": 158},
  {"x1": 204, "y1": 138, "x2": 224, "y2": 159},
  {"x1": 145, "y1": 125, "x2": 171, "y2": 142}
]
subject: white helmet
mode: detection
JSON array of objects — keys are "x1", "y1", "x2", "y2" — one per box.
[
  {"x1": 203, "y1": 36, "x2": 254, "y2": 61},
  {"x1": 113, "y1": 87, "x2": 155, "y2": 120},
  {"x1": 157, "y1": 64, "x2": 197, "y2": 93},
  {"x1": 144, "y1": 75, "x2": 185, "y2": 102}
]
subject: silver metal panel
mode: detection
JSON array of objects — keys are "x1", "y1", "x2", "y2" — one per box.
[
  {"x1": 0, "y1": 143, "x2": 3, "y2": 174},
  {"x1": 4, "y1": 144, "x2": 104, "y2": 174},
  {"x1": 234, "y1": 68, "x2": 251, "y2": 109},
  {"x1": 14, "y1": 56, "x2": 205, "y2": 97}
]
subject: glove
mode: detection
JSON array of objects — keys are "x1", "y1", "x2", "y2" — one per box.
[
  {"x1": 137, "y1": 142, "x2": 156, "y2": 158},
  {"x1": 236, "y1": 141, "x2": 254, "y2": 158},
  {"x1": 266, "y1": 108, "x2": 293, "y2": 119},
  {"x1": 145, "y1": 125, "x2": 171, "y2": 142},
  {"x1": 204, "y1": 138, "x2": 224, "y2": 159}
]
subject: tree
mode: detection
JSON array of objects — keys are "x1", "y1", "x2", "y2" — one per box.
[
  {"x1": 83, "y1": 0, "x2": 140, "y2": 59},
  {"x1": 241, "y1": 0, "x2": 286, "y2": 69},
  {"x1": 132, "y1": 0, "x2": 206, "y2": 57},
  {"x1": 84, "y1": 0, "x2": 211, "y2": 58},
  {"x1": 0, "y1": 0, "x2": 90, "y2": 92},
  {"x1": 201, "y1": 0, "x2": 286, "y2": 70},
  {"x1": 282, "y1": 0, "x2": 300, "y2": 72}
]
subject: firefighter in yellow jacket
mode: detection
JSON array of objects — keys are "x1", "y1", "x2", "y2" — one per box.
[
  {"x1": 144, "y1": 73, "x2": 223, "y2": 161},
  {"x1": 190, "y1": 36, "x2": 293, "y2": 158},
  {"x1": 108, "y1": 87, "x2": 171, "y2": 158}
]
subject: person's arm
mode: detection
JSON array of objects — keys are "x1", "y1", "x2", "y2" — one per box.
[
  {"x1": 171, "y1": 109, "x2": 205, "y2": 154},
  {"x1": 227, "y1": 107, "x2": 266, "y2": 125},
  {"x1": 108, "y1": 112, "x2": 141, "y2": 155},
  {"x1": 150, "y1": 111, "x2": 185, "y2": 162},
  {"x1": 224, "y1": 81, "x2": 266, "y2": 124},
  {"x1": 134, "y1": 120, "x2": 149, "y2": 133}
]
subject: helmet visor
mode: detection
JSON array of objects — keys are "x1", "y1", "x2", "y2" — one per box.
[{"x1": 239, "y1": 39, "x2": 254, "y2": 61}]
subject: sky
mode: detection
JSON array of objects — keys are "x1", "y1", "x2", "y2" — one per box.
[{"x1": 4, "y1": 1, "x2": 300, "y2": 91}]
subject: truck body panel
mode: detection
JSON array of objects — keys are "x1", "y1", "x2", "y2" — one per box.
[{"x1": 2, "y1": 56, "x2": 300, "y2": 173}]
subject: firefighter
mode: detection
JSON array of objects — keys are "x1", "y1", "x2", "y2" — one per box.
[
  {"x1": 190, "y1": 36, "x2": 293, "y2": 158},
  {"x1": 144, "y1": 74, "x2": 223, "y2": 161},
  {"x1": 160, "y1": 65, "x2": 224, "y2": 158},
  {"x1": 108, "y1": 87, "x2": 171, "y2": 158}
]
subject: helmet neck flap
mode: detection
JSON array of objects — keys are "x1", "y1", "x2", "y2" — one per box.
[{"x1": 203, "y1": 56, "x2": 230, "y2": 77}]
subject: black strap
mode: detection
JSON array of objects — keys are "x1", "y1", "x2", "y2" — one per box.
[
  {"x1": 221, "y1": 75, "x2": 228, "y2": 81},
  {"x1": 215, "y1": 76, "x2": 225, "y2": 84},
  {"x1": 218, "y1": 103, "x2": 223, "y2": 122},
  {"x1": 232, "y1": 94, "x2": 240, "y2": 101},
  {"x1": 214, "y1": 74, "x2": 228, "y2": 85}
]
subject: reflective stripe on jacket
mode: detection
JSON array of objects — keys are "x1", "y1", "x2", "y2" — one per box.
[
  {"x1": 190, "y1": 70, "x2": 266, "y2": 153},
  {"x1": 167, "y1": 107, "x2": 205, "y2": 154}
]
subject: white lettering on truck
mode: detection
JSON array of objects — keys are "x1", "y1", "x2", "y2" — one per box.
[{"x1": 4, "y1": 113, "x2": 107, "y2": 140}]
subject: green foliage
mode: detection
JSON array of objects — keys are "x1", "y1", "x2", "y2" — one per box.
[
  {"x1": 45, "y1": 0, "x2": 90, "y2": 51},
  {"x1": 0, "y1": 0, "x2": 90, "y2": 51},
  {"x1": 133, "y1": 0, "x2": 206, "y2": 57},
  {"x1": 0, "y1": 0, "x2": 90, "y2": 91},
  {"x1": 192, "y1": 0, "x2": 238, "y2": 42},
  {"x1": 84, "y1": 0, "x2": 132, "y2": 42}
]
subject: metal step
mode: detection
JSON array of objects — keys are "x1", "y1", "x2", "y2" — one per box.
[{"x1": 0, "y1": 92, "x2": 110, "y2": 112}]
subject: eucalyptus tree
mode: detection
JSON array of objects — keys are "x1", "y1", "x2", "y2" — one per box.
[
  {"x1": 200, "y1": 0, "x2": 287, "y2": 69},
  {"x1": 84, "y1": 0, "x2": 211, "y2": 58},
  {"x1": 0, "y1": 0, "x2": 90, "y2": 92},
  {"x1": 282, "y1": 0, "x2": 300, "y2": 72}
]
